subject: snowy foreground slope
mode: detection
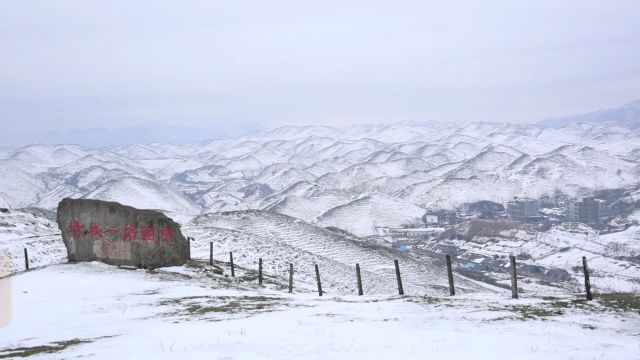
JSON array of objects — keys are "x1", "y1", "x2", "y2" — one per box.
[
  {"x1": 2, "y1": 208, "x2": 640, "y2": 358},
  {"x1": 2, "y1": 101, "x2": 640, "y2": 235},
  {"x1": 1, "y1": 263, "x2": 639, "y2": 359}
]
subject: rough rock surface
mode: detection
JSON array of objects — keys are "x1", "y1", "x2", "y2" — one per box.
[{"x1": 57, "y1": 198, "x2": 189, "y2": 268}]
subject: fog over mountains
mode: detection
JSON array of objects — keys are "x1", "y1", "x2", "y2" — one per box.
[{"x1": 1, "y1": 100, "x2": 639, "y2": 236}]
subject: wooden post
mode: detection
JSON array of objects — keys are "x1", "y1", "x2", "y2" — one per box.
[
  {"x1": 582, "y1": 256, "x2": 592, "y2": 301},
  {"x1": 394, "y1": 259, "x2": 404, "y2": 295},
  {"x1": 258, "y1": 258, "x2": 263, "y2": 286},
  {"x1": 229, "y1": 252, "x2": 235, "y2": 277},
  {"x1": 509, "y1": 255, "x2": 518, "y2": 299},
  {"x1": 24, "y1": 248, "x2": 29, "y2": 270},
  {"x1": 315, "y1": 264, "x2": 323, "y2": 296},
  {"x1": 446, "y1": 255, "x2": 455, "y2": 296},
  {"x1": 209, "y1": 242, "x2": 213, "y2": 266},
  {"x1": 356, "y1": 263, "x2": 363, "y2": 296},
  {"x1": 288, "y1": 263, "x2": 294, "y2": 293}
]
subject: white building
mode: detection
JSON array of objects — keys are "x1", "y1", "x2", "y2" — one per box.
[
  {"x1": 375, "y1": 226, "x2": 445, "y2": 241},
  {"x1": 424, "y1": 215, "x2": 439, "y2": 225}
]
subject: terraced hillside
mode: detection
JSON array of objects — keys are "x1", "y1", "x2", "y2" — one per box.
[{"x1": 185, "y1": 210, "x2": 493, "y2": 296}]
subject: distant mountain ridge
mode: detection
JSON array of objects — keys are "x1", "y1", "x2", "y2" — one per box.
[
  {"x1": 540, "y1": 99, "x2": 640, "y2": 128},
  {"x1": 1, "y1": 101, "x2": 639, "y2": 235}
]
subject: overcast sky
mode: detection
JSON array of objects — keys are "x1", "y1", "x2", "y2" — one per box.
[{"x1": 1, "y1": 0, "x2": 639, "y2": 146}]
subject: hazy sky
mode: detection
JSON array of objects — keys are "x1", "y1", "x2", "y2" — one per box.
[{"x1": 1, "y1": 1, "x2": 639, "y2": 146}]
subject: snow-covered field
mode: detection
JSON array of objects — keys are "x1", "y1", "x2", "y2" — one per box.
[
  {"x1": 1, "y1": 262, "x2": 639, "y2": 359},
  {"x1": 1, "y1": 208, "x2": 639, "y2": 359},
  {"x1": 1, "y1": 202, "x2": 639, "y2": 359}
]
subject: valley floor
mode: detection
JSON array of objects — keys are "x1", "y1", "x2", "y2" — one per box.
[{"x1": 1, "y1": 262, "x2": 639, "y2": 359}]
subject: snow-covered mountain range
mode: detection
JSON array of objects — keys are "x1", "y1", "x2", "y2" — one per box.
[{"x1": 1, "y1": 101, "x2": 639, "y2": 236}]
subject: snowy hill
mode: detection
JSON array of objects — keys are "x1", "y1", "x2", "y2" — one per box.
[
  {"x1": 0, "y1": 101, "x2": 639, "y2": 234},
  {"x1": 186, "y1": 210, "x2": 487, "y2": 295}
]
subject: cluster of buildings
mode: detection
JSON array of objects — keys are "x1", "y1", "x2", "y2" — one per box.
[
  {"x1": 376, "y1": 192, "x2": 632, "y2": 246},
  {"x1": 507, "y1": 196, "x2": 624, "y2": 228}
]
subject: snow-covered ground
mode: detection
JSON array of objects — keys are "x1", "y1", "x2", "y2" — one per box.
[
  {"x1": 534, "y1": 224, "x2": 640, "y2": 292},
  {"x1": 424, "y1": 221, "x2": 640, "y2": 294},
  {"x1": 0, "y1": 210, "x2": 66, "y2": 274},
  {"x1": 1, "y1": 262, "x2": 638, "y2": 359},
  {"x1": 1, "y1": 208, "x2": 639, "y2": 358}
]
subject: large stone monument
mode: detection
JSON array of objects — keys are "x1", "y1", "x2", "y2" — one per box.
[{"x1": 57, "y1": 198, "x2": 189, "y2": 268}]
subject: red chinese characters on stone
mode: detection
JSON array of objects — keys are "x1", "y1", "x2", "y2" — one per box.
[
  {"x1": 160, "y1": 226, "x2": 174, "y2": 244},
  {"x1": 69, "y1": 220, "x2": 83, "y2": 238},
  {"x1": 123, "y1": 224, "x2": 137, "y2": 241},
  {"x1": 88, "y1": 223, "x2": 103, "y2": 238},
  {"x1": 68, "y1": 221, "x2": 176, "y2": 244},
  {"x1": 104, "y1": 228, "x2": 119, "y2": 235},
  {"x1": 140, "y1": 226, "x2": 155, "y2": 241}
]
